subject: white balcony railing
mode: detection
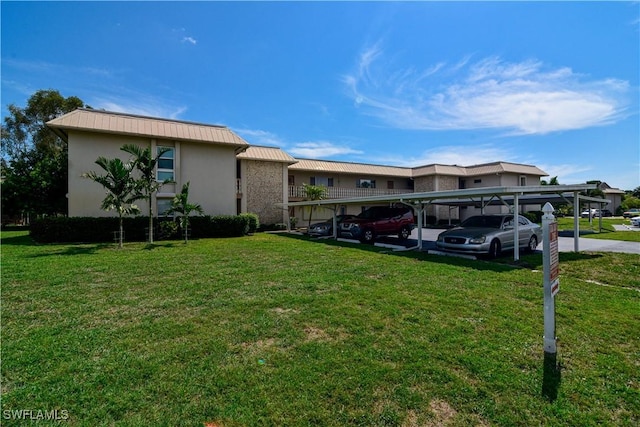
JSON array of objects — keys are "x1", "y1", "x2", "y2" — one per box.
[{"x1": 288, "y1": 185, "x2": 411, "y2": 199}]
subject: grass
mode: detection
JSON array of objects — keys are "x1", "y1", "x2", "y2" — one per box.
[
  {"x1": 556, "y1": 217, "x2": 640, "y2": 242},
  {"x1": 2, "y1": 230, "x2": 639, "y2": 426}
]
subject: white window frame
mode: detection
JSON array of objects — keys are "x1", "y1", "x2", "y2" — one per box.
[
  {"x1": 157, "y1": 198, "x2": 174, "y2": 217},
  {"x1": 157, "y1": 146, "x2": 175, "y2": 182}
]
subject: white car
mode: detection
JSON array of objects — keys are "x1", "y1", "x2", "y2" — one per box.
[{"x1": 631, "y1": 216, "x2": 640, "y2": 227}]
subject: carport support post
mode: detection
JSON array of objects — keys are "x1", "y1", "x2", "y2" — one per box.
[{"x1": 415, "y1": 202, "x2": 424, "y2": 251}]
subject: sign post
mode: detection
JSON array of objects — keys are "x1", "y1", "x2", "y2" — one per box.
[
  {"x1": 541, "y1": 202, "x2": 561, "y2": 401},
  {"x1": 542, "y1": 202, "x2": 558, "y2": 354}
]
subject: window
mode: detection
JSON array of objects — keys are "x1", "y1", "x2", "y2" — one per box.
[
  {"x1": 520, "y1": 176, "x2": 527, "y2": 186},
  {"x1": 459, "y1": 179, "x2": 466, "y2": 189},
  {"x1": 474, "y1": 179, "x2": 482, "y2": 184},
  {"x1": 157, "y1": 198, "x2": 173, "y2": 216},
  {"x1": 357, "y1": 179, "x2": 376, "y2": 188},
  {"x1": 288, "y1": 175, "x2": 295, "y2": 186},
  {"x1": 310, "y1": 176, "x2": 333, "y2": 187},
  {"x1": 387, "y1": 180, "x2": 394, "y2": 190},
  {"x1": 157, "y1": 147, "x2": 174, "y2": 181}
]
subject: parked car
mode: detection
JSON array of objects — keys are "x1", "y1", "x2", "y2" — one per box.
[
  {"x1": 340, "y1": 206, "x2": 415, "y2": 243},
  {"x1": 436, "y1": 214, "x2": 542, "y2": 258},
  {"x1": 308, "y1": 214, "x2": 355, "y2": 237},
  {"x1": 580, "y1": 208, "x2": 599, "y2": 218},
  {"x1": 600, "y1": 209, "x2": 613, "y2": 217},
  {"x1": 630, "y1": 216, "x2": 640, "y2": 227},
  {"x1": 623, "y1": 208, "x2": 640, "y2": 218}
]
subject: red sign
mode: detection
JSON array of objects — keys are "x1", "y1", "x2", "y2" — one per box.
[{"x1": 549, "y1": 222, "x2": 559, "y2": 283}]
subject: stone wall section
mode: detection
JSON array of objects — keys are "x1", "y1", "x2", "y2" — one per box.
[{"x1": 244, "y1": 160, "x2": 286, "y2": 225}]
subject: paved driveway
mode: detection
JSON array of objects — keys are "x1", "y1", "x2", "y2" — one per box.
[{"x1": 407, "y1": 228, "x2": 640, "y2": 255}]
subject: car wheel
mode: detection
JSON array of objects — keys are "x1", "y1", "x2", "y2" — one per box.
[
  {"x1": 360, "y1": 229, "x2": 375, "y2": 244},
  {"x1": 398, "y1": 226, "x2": 411, "y2": 240},
  {"x1": 488, "y1": 239, "x2": 501, "y2": 259},
  {"x1": 526, "y1": 235, "x2": 538, "y2": 253}
]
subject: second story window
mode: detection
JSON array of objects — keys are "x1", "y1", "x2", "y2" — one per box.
[
  {"x1": 157, "y1": 147, "x2": 174, "y2": 181},
  {"x1": 357, "y1": 179, "x2": 376, "y2": 188}
]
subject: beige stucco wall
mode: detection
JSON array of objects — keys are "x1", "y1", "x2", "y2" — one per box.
[
  {"x1": 68, "y1": 130, "x2": 237, "y2": 217},
  {"x1": 178, "y1": 142, "x2": 237, "y2": 216},
  {"x1": 242, "y1": 160, "x2": 288, "y2": 225}
]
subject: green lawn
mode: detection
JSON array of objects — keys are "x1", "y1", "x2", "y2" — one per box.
[
  {"x1": 2, "y1": 230, "x2": 638, "y2": 426},
  {"x1": 556, "y1": 217, "x2": 640, "y2": 242}
]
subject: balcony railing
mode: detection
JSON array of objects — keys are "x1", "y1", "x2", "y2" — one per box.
[{"x1": 288, "y1": 185, "x2": 411, "y2": 200}]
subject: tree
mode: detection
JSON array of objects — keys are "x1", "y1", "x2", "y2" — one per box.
[
  {"x1": 165, "y1": 182, "x2": 204, "y2": 244},
  {"x1": 541, "y1": 176, "x2": 559, "y2": 185},
  {"x1": 84, "y1": 157, "x2": 141, "y2": 248},
  {"x1": 121, "y1": 144, "x2": 172, "y2": 244},
  {"x1": 302, "y1": 184, "x2": 327, "y2": 231},
  {"x1": 1, "y1": 89, "x2": 87, "y2": 219}
]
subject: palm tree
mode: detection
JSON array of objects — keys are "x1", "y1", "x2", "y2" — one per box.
[
  {"x1": 84, "y1": 157, "x2": 141, "y2": 248},
  {"x1": 121, "y1": 144, "x2": 173, "y2": 244},
  {"x1": 302, "y1": 184, "x2": 327, "y2": 231},
  {"x1": 165, "y1": 182, "x2": 204, "y2": 243}
]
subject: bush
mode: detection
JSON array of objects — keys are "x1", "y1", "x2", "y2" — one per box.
[
  {"x1": 523, "y1": 211, "x2": 543, "y2": 223},
  {"x1": 259, "y1": 223, "x2": 288, "y2": 232},
  {"x1": 30, "y1": 215, "x2": 253, "y2": 243},
  {"x1": 157, "y1": 220, "x2": 179, "y2": 240},
  {"x1": 30, "y1": 217, "x2": 148, "y2": 243},
  {"x1": 239, "y1": 213, "x2": 259, "y2": 234}
]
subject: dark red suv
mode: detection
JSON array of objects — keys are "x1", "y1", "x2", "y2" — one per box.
[{"x1": 339, "y1": 206, "x2": 415, "y2": 243}]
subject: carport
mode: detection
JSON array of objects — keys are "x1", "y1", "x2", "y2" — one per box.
[{"x1": 284, "y1": 184, "x2": 610, "y2": 261}]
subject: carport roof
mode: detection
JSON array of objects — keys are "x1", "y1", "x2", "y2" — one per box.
[{"x1": 284, "y1": 184, "x2": 604, "y2": 207}]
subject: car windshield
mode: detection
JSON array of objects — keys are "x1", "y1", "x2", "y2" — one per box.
[
  {"x1": 460, "y1": 216, "x2": 504, "y2": 228},
  {"x1": 357, "y1": 207, "x2": 387, "y2": 219}
]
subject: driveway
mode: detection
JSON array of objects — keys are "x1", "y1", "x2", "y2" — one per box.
[{"x1": 407, "y1": 228, "x2": 640, "y2": 255}]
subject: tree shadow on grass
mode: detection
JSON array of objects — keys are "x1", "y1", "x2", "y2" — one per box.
[
  {"x1": 23, "y1": 241, "x2": 179, "y2": 257},
  {"x1": 0, "y1": 234, "x2": 36, "y2": 246}
]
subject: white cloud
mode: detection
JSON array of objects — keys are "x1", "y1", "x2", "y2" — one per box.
[
  {"x1": 344, "y1": 48, "x2": 630, "y2": 135},
  {"x1": 92, "y1": 96, "x2": 187, "y2": 120},
  {"x1": 182, "y1": 36, "x2": 197, "y2": 45},
  {"x1": 234, "y1": 129, "x2": 286, "y2": 147},
  {"x1": 288, "y1": 141, "x2": 363, "y2": 158},
  {"x1": 379, "y1": 144, "x2": 517, "y2": 168}
]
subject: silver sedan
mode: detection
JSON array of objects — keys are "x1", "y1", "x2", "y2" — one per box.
[{"x1": 436, "y1": 214, "x2": 542, "y2": 258}]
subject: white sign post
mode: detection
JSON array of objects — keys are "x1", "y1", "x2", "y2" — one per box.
[{"x1": 542, "y1": 202, "x2": 558, "y2": 354}]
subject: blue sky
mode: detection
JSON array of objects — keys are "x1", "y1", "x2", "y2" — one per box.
[{"x1": 2, "y1": 1, "x2": 639, "y2": 190}]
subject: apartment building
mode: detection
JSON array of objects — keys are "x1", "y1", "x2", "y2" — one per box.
[{"x1": 47, "y1": 109, "x2": 548, "y2": 227}]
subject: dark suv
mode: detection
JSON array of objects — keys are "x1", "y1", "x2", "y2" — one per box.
[{"x1": 340, "y1": 206, "x2": 415, "y2": 243}]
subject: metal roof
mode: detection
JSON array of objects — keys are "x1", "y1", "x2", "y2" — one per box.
[
  {"x1": 289, "y1": 158, "x2": 547, "y2": 179},
  {"x1": 284, "y1": 184, "x2": 599, "y2": 207},
  {"x1": 289, "y1": 158, "x2": 413, "y2": 178},
  {"x1": 237, "y1": 145, "x2": 298, "y2": 164},
  {"x1": 412, "y1": 162, "x2": 547, "y2": 178},
  {"x1": 47, "y1": 108, "x2": 249, "y2": 148}
]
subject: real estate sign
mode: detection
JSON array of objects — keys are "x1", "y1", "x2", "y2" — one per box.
[{"x1": 542, "y1": 203, "x2": 558, "y2": 354}]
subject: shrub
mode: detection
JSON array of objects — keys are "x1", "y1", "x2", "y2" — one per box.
[
  {"x1": 30, "y1": 214, "x2": 253, "y2": 243},
  {"x1": 157, "y1": 220, "x2": 179, "y2": 240},
  {"x1": 30, "y1": 217, "x2": 148, "y2": 243},
  {"x1": 523, "y1": 211, "x2": 543, "y2": 223},
  {"x1": 239, "y1": 213, "x2": 259, "y2": 234}
]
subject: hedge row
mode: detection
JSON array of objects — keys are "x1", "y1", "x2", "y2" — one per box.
[{"x1": 30, "y1": 214, "x2": 257, "y2": 244}]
